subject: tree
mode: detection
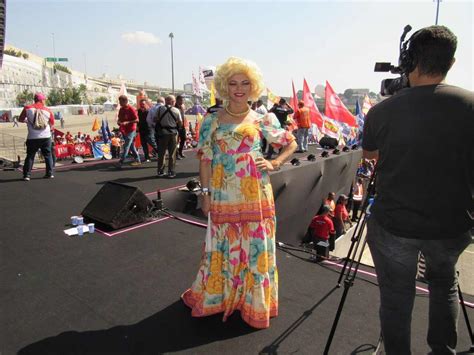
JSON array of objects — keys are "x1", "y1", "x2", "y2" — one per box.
[
  {"x1": 148, "y1": 93, "x2": 158, "y2": 102},
  {"x1": 4, "y1": 49, "x2": 21, "y2": 57},
  {"x1": 78, "y1": 84, "x2": 88, "y2": 103},
  {"x1": 94, "y1": 96, "x2": 108, "y2": 105},
  {"x1": 54, "y1": 63, "x2": 71, "y2": 74},
  {"x1": 22, "y1": 53, "x2": 29, "y2": 60},
  {"x1": 343, "y1": 89, "x2": 354, "y2": 101},
  {"x1": 16, "y1": 90, "x2": 34, "y2": 107},
  {"x1": 70, "y1": 87, "x2": 83, "y2": 104},
  {"x1": 47, "y1": 88, "x2": 63, "y2": 106}
]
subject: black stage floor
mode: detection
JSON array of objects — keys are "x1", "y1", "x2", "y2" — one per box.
[{"x1": 1, "y1": 148, "x2": 473, "y2": 354}]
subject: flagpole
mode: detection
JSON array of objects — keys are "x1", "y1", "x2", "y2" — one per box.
[{"x1": 169, "y1": 32, "x2": 175, "y2": 94}]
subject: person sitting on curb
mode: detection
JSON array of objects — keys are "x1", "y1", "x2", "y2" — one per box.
[
  {"x1": 309, "y1": 205, "x2": 336, "y2": 259},
  {"x1": 334, "y1": 194, "x2": 352, "y2": 238}
]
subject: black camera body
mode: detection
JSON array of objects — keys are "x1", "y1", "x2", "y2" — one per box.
[{"x1": 374, "y1": 25, "x2": 419, "y2": 96}]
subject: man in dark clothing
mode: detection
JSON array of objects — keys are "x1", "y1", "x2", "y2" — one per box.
[
  {"x1": 363, "y1": 25, "x2": 472, "y2": 354},
  {"x1": 154, "y1": 95, "x2": 183, "y2": 178},
  {"x1": 175, "y1": 95, "x2": 187, "y2": 160},
  {"x1": 266, "y1": 98, "x2": 294, "y2": 159},
  {"x1": 137, "y1": 98, "x2": 157, "y2": 162}
]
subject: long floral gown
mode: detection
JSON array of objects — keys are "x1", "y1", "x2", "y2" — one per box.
[{"x1": 182, "y1": 112, "x2": 295, "y2": 329}]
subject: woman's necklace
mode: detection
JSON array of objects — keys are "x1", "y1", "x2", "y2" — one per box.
[{"x1": 225, "y1": 104, "x2": 250, "y2": 118}]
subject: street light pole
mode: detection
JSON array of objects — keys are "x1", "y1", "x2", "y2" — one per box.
[
  {"x1": 51, "y1": 32, "x2": 56, "y2": 80},
  {"x1": 435, "y1": 0, "x2": 442, "y2": 25},
  {"x1": 83, "y1": 53, "x2": 87, "y2": 80},
  {"x1": 169, "y1": 32, "x2": 175, "y2": 94}
]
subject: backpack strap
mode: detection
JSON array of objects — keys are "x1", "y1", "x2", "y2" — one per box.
[
  {"x1": 157, "y1": 106, "x2": 178, "y2": 124},
  {"x1": 155, "y1": 106, "x2": 179, "y2": 133}
]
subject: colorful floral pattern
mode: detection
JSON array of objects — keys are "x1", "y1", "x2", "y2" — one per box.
[{"x1": 182, "y1": 112, "x2": 295, "y2": 329}]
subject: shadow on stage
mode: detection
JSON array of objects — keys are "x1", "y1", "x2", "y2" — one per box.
[{"x1": 18, "y1": 300, "x2": 258, "y2": 355}]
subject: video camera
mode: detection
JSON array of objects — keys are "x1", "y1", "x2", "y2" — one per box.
[{"x1": 374, "y1": 25, "x2": 415, "y2": 96}]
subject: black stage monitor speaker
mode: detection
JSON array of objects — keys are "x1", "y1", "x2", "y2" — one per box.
[
  {"x1": 82, "y1": 182, "x2": 152, "y2": 230},
  {"x1": 319, "y1": 136, "x2": 338, "y2": 149}
]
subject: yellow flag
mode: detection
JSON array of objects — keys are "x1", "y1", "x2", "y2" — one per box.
[
  {"x1": 92, "y1": 117, "x2": 100, "y2": 131},
  {"x1": 362, "y1": 94, "x2": 373, "y2": 115},
  {"x1": 197, "y1": 113, "x2": 204, "y2": 124},
  {"x1": 210, "y1": 81, "x2": 216, "y2": 106},
  {"x1": 266, "y1": 88, "x2": 281, "y2": 110}
]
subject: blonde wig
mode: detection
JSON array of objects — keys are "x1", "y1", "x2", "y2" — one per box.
[{"x1": 214, "y1": 57, "x2": 265, "y2": 101}]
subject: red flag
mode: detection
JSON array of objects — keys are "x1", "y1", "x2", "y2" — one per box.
[
  {"x1": 325, "y1": 81, "x2": 356, "y2": 127},
  {"x1": 53, "y1": 128, "x2": 64, "y2": 137},
  {"x1": 303, "y1": 78, "x2": 323, "y2": 129},
  {"x1": 291, "y1": 80, "x2": 299, "y2": 113}
]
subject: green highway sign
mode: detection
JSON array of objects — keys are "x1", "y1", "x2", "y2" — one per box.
[{"x1": 45, "y1": 57, "x2": 68, "y2": 62}]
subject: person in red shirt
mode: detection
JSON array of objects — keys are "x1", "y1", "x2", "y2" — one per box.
[
  {"x1": 323, "y1": 192, "x2": 336, "y2": 217},
  {"x1": 117, "y1": 95, "x2": 141, "y2": 166},
  {"x1": 65, "y1": 131, "x2": 73, "y2": 144},
  {"x1": 18, "y1": 92, "x2": 55, "y2": 180},
  {"x1": 310, "y1": 205, "x2": 336, "y2": 254},
  {"x1": 334, "y1": 194, "x2": 352, "y2": 237},
  {"x1": 294, "y1": 100, "x2": 311, "y2": 152}
]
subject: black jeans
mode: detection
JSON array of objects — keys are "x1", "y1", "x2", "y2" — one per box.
[
  {"x1": 177, "y1": 127, "x2": 186, "y2": 156},
  {"x1": 367, "y1": 217, "x2": 471, "y2": 354},
  {"x1": 352, "y1": 200, "x2": 362, "y2": 221},
  {"x1": 156, "y1": 134, "x2": 177, "y2": 173},
  {"x1": 23, "y1": 138, "x2": 53, "y2": 177}
]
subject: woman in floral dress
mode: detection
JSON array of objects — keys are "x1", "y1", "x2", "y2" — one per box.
[{"x1": 182, "y1": 57, "x2": 297, "y2": 329}]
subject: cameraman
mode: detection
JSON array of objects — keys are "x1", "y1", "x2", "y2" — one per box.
[{"x1": 363, "y1": 26, "x2": 472, "y2": 354}]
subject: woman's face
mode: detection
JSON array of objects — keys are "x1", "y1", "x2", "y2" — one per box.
[{"x1": 227, "y1": 73, "x2": 251, "y2": 104}]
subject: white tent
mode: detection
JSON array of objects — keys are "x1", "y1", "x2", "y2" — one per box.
[{"x1": 103, "y1": 101, "x2": 115, "y2": 111}]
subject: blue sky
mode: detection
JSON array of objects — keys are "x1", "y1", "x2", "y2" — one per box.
[{"x1": 6, "y1": 0, "x2": 473, "y2": 96}]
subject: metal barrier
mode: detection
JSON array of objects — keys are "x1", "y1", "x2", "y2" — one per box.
[{"x1": 0, "y1": 131, "x2": 26, "y2": 162}]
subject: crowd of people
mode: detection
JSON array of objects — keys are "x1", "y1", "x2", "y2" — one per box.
[{"x1": 305, "y1": 157, "x2": 374, "y2": 260}]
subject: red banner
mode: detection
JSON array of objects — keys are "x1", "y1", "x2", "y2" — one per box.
[
  {"x1": 73, "y1": 143, "x2": 92, "y2": 156},
  {"x1": 54, "y1": 143, "x2": 92, "y2": 158},
  {"x1": 55, "y1": 144, "x2": 74, "y2": 159}
]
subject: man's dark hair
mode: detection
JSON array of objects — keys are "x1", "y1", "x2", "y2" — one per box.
[{"x1": 409, "y1": 25, "x2": 457, "y2": 76}]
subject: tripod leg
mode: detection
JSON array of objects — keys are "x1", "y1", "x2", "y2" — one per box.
[
  {"x1": 324, "y1": 280, "x2": 352, "y2": 355},
  {"x1": 457, "y1": 283, "x2": 474, "y2": 351}
]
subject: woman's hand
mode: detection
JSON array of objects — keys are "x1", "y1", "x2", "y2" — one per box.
[
  {"x1": 201, "y1": 195, "x2": 211, "y2": 215},
  {"x1": 255, "y1": 157, "x2": 281, "y2": 171}
]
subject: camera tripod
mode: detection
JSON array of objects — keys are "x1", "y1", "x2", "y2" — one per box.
[{"x1": 323, "y1": 171, "x2": 474, "y2": 354}]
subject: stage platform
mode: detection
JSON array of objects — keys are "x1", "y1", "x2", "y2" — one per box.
[{"x1": 1, "y1": 147, "x2": 473, "y2": 354}]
